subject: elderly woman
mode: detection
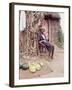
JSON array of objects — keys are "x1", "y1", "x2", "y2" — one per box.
[{"x1": 37, "y1": 28, "x2": 54, "y2": 59}]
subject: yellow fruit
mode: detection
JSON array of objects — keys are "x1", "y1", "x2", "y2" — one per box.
[
  {"x1": 29, "y1": 64, "x2": 36, "y2": 73},
  {"x1": 39, "y1": 62, "x2": 44, "y2": 67},
  {"x1": 29, "y1": 62, "x2": 42, "y2": 73},
  {"x1": 35, "y1": 63, "x2": 41, "y2": 71}
]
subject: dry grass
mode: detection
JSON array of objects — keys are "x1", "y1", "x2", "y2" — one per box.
[{"x1": 19, "y1": 46, "x2": 64, "y2": 79}]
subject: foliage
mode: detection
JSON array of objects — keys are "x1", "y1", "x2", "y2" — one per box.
[{"x1": 55, "y1": 30, "x2": 64, "y2": 48}]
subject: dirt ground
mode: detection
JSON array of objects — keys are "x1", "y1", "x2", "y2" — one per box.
[{"x1": 19, "y1": 46, "x2": 64, "y2": 79}]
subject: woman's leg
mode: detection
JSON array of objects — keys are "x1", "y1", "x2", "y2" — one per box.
[
  {"x1": 41, "y1": 41, "x2": 54, "y2": 59},
  {"x1": 45, "y1": 45, "x2": 52, "y2": 57},
  {"x1": 46, "y1": 44, "x2": 54, "y2": 59},
  {"x1": 51, "y1": 45, "x2": 54, "y2": 59}
]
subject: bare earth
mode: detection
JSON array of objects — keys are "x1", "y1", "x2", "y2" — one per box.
[{"x1": 19, "y1": 46, "x2": 64, "y2": 79}]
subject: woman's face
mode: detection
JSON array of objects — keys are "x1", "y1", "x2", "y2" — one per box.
[{"x1": 41, "y1": 29, "x2": 45, "y2": 33}]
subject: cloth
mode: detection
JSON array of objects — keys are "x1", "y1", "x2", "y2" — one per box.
[
  {"x1": 41, "y1": 34, "x2": 46, "y2": 40},
  {"x1": 37, "y1": 32, "x2": 54, "y2": 58},
  {"x1": 38, "y1": 32, "x2": 49, "y2": 45},
  {"x1": 37, "y1": 32, "x2": 51, "y2": 48}
]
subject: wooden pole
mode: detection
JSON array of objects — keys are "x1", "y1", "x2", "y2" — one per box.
[
  {"x1": 52, "y1": 20, "x2": 55, "y2": 43},
  {"x1": 48, "y1": 19, "x2": 49, "y2": 40},
  {"x1": 51, "y1": 20, "x2": 52, "y2": 42},
  {"x1": 26, "y1": 12, "x2": 29, "y2": 56}
]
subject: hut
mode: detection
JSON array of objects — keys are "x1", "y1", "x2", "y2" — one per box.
[{"x1": 19, "y1": 11, "x2": 62, "y2": 56}]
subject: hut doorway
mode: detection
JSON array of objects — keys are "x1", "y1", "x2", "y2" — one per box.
[{"x1": 44, "y1": 13, "x2": 60, "y2": 43}]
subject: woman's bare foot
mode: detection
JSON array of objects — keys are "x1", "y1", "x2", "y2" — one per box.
[{"x1": 51, "y1": 56, "x2": 53, "y2": 59}]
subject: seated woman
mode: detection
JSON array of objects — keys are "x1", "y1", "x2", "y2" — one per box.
[{"x1": 37, "y1": 28, "x2": 54, "y2": 59}]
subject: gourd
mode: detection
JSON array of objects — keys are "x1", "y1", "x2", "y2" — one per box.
[
  {"x1": 29, "y1": 62, "x2": 41, "y2": 73},
  {"x1": 29, "y1": 64, "x2": 36, "y2": 73},
  {"x1": 22, "y1": 63, "x2": 29, "y2": 70},
  {"x1": 35, "y1": 63, "x2": 41, "y2": 71},
  {"x1": 19, "y1": 63, "x2": 23, "y2": 69},
  {"x1": 39, "y1": 62, "x2": 44, "y2": 67}
]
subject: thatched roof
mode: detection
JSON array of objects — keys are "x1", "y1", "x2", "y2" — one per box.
[{"x1": 44, "y1": 12, "x2": 60, "y2": 20}]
